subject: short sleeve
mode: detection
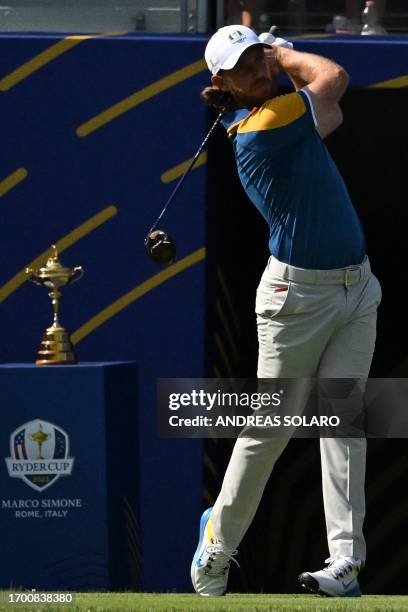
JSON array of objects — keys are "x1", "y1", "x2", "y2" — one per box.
[{"x1": 299, "y1": 88, "x2": 318, "y2": 127}]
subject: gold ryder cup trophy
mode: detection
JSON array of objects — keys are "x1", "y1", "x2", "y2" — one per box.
[{"x1": 26, "y1": 245, "x2": 84, "y2": 365}]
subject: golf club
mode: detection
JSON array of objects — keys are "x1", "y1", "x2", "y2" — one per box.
[{"x1": 144, "y1": 110, "x2": 225, "y2": 264}]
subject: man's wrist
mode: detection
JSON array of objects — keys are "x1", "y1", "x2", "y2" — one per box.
[
  {"x1": 271, "y1": 45, "x2": 286, "y2": 70},
  {"x1": 274, "y1": 45, "x2": 295, "y2": 67}
]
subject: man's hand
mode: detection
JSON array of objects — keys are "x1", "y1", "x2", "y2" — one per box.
[{"x1": 258, "y1": 31, "x2": 293, "y2": 49}]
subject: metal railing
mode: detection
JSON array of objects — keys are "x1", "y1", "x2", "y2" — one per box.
[{"x1": 0, "y1": 0, "x2": 208, "y2": 33}]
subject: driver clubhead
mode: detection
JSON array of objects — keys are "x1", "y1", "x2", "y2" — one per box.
[{"x1": 144, "y1": 229, "x2": 176, "y2": 265}]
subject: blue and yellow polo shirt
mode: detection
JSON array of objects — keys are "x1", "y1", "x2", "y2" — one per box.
[{"x1": 221, "y1": 90, "x2": 365, "y2": 270}]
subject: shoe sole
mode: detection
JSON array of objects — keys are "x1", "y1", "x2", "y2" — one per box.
[
  {"x1": 298, "y1": 572, "x2": 362, "y2": 597},
  {"x1": 191, "y1": 507, "x2": 214, "y2": 593}
]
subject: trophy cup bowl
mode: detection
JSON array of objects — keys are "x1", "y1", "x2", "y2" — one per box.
[{"x1": 26, "y1": 245, "x2": 84, "y2": 365}]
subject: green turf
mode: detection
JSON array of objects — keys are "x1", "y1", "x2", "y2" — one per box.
[{"x1": 2, "y1": 593, "x2": 408, "y2": 612}]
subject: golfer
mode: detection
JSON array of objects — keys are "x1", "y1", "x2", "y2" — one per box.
[{"x1": 191, "y1": 25, "x2": 382, "y2": 598}]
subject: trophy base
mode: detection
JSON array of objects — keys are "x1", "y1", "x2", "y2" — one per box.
[{"x1": 36, "y1": 327, "x2": 77, "y2": 366}]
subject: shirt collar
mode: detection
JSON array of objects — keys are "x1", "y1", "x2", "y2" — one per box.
[{"x1": 221, "y1": 108, "x2": 252, "y2": 137}]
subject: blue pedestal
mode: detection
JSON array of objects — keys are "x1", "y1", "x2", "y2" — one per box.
[{"x1": 0, "y1": 362, "x2": 140, "y2": 591}]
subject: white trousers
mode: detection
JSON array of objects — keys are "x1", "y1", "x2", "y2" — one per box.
[{"x1": 211, "y1": 255, "x2": 382, "y2": 563}]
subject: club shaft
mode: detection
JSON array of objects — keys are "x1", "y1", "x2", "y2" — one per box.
[{"x1": 149, "y1": 112, "x2": 224, "y2": 233}]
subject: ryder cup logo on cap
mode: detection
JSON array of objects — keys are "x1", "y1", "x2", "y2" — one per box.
[
  {"x1": 228, "y1": 29, "x2": 246, "y2": 43},
  {"x1": 205, "y1": 25, "x2": 267, "y2": 75}
]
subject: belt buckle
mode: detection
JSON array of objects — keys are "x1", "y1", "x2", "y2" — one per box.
[{"x1": 344, "y1": 268, "x2": 360, "y2": 288}]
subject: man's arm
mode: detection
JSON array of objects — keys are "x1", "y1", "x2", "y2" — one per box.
[{"x1": 268, "y1": 47, "x2": 350, "y2": 139}]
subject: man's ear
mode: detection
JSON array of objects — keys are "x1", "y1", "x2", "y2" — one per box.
[{"x1": 211, "y1": 74, "x2": 227, "y2": 91}]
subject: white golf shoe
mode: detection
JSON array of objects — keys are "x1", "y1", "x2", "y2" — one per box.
[
  {"x1": 298, "y1": 555, "x2": 363, "y2": 597},
  {"x1": 191, "y1": 507, "x2": 239, "y2": 596}
]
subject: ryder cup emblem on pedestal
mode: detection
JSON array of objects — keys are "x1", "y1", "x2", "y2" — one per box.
[{"x1": 5, "y1": 419, "x2": 74, "y2": 492}]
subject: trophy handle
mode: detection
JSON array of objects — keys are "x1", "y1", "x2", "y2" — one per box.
[
  {"x1": 69, "y1": 266, "x2": 84, "y2": 285},
  {"x1": 25, "y1": 268, "x2": 44, "y2": 286}
]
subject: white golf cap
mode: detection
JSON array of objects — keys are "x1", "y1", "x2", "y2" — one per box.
[{"x1": 205, "y1": 25, "x2": 268, "y2": 75}]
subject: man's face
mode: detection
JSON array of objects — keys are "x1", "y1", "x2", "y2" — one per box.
[{"x1": 213, "y1": 46, "x2": 278, "y2": 109}]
